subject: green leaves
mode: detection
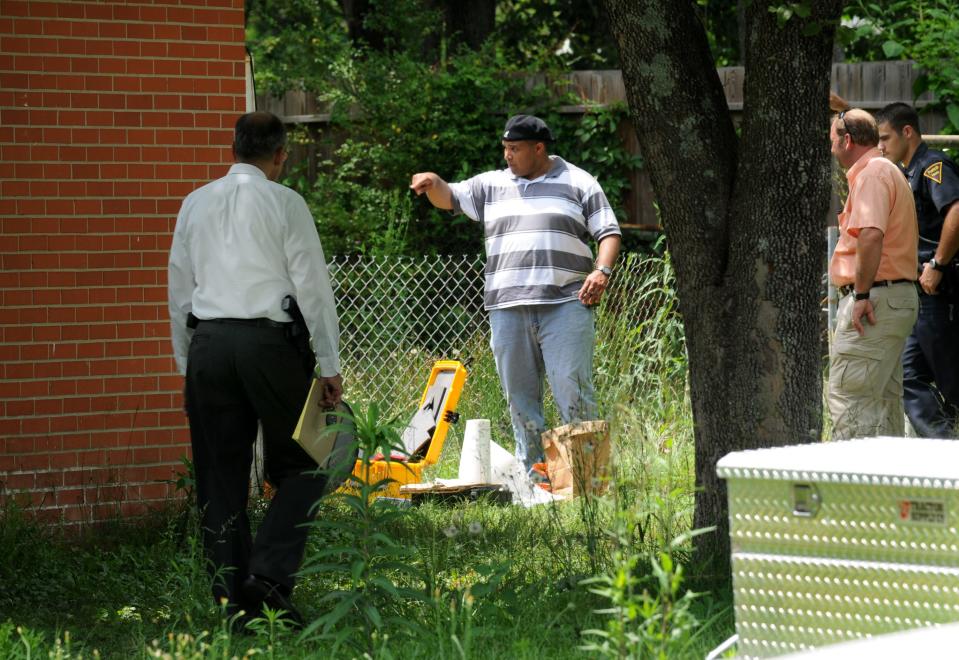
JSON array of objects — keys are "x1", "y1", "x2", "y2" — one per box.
[
  {"x1": 297, "y1": 401, "x2": 425, "y2": 654},
  {"x1": 948, "y1": 104, "x2": 959, "y2": 132},
  {"x1": 841, "y1": 0, "x2": 959, "y2": 135},
  {"x1": 768, "y1": 2, "x2": 812, "y2": 28},
  {"x1": 882, "y1": 39, "x2": 905, "y2": 58}
]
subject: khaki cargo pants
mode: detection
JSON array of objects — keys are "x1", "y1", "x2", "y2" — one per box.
[{"x1": 828, "y1": 282, "x2": 918, "y2": 440}]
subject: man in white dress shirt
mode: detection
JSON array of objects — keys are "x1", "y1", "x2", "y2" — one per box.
[
  {"x1": 168, "y1": 111, "x2": 342, "y2": 627},
  {"x1": 410, "y1": 115, "x2": 621, "y2": 474}
]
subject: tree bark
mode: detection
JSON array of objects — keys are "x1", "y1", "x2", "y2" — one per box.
[
  {"x1": 443, "y1": 0, "x2": 496, "y2": 51},
  {"x1": 340, "y1": 0, "x2": 386, "y2": 51},
  {"x1": 601, "y1": 0, "x2": 843, "y2": 580}
]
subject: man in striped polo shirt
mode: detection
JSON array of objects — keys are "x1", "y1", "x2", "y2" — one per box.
[{"x1": 411, "y1": 114, "x2": 621, "y2": 473}]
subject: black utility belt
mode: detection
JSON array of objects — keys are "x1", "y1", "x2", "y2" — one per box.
[
  {"x1": 198, "y1": 317, "x2": 292, "y2": 329},
  {"x1": 838, "y1": 279, "x2": 914, "y2": 297}
]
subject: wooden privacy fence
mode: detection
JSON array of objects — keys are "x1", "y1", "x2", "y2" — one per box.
[{"x1": 257, "y1": 61, "x2": 952, "y2": 230}]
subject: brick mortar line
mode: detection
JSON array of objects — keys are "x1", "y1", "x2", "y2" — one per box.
[
  {"x1": 1, "y1": 336, "x2": 173, "y2": 343},
  {"x1": 9, "y1": 499, "x2": 188, "y2": 511},
  {"x1": 1, "y1": 366, "x2": 179, "y2": 373},
  {"x1": 0, "y1": 400, "x2": 186, "y2": 404},
  {"x1": 2, "y1": 400, "x2": 183, "y2": 407},
  {"x1": 5, "y1": 0, "x2": 241, "y2": 7},
  {"x1": 0, "y1": 216, "x2": 180, "y2": 219},
  {"x1": 2, "y1": 496, "x2": 186, "y2": 505},
  {"x1": 0, "y1": 60, "x2": 243, "y2": 68},
  {"x1": 1, "y1": 314, "x2": 169, "y2": 319},
  {"x1": 2, "y1": 1, "x2": 243, "y2": 10},
  {"x1": 0, "y1": 177, "x2": 225, "y2": 179},
  {"x1": 1, "y1": 323, "x2": 171, "y2": 329},
  {"x1": 0, "y1": 257, "x2": 170, "y2": 261},
  {"x1": 0, "y1": 250, "x2": 171, "y2": 253},
  {"x1": 4, "y1": 445, "x2": 189, "y2": 456},
  {"x1": 6, "y1": 355, "x2": 179, "y2": 361},
  {"x1": 2, "y1": 324, "x2": 172, "y2": 331},
  {"x1": 0, "y1": 75, "x2": 241, "y2": 83},
  {"x1": 3, "y1": 1, "x2": 242, "y2": 8},
  {"x1": 1, "y1": 384, "x2": 182, "y2": 391},
  {"x1": 2, "y1": 335, "x2": 173, "y2": 342},
  {"x1": 0, "y1": 410, "x2": 187, "y2": 420},
  {"x1": 0, "y1": 265, "x2": 171, "y2": 268},
  {"x1": 0, "y1": 193, "x2": 213, "y2": 197},
  {"x1": 2, "y1": 414, "x2": 186, "y2": 423},
  {"x1": 0, "y1": 207, "x2": 185, "y2": 209},
  {"x1": 0, "y1": 66, "x2": 243, "y2": 75},
  {"x1": 0, "y1": 248, "x2": 171, "y2": 251},
  {"x1": 1, "y1": 333, "x2": 171, "y2": 339},
  {"x1": 0, "y1": 47, "x2": 245, "y2": 56},
  {"x1": 0, "y1": 62, "x2": 243, "y2": 70},
  {"x1": 4, "y1": 464, "x2": 190, "y2": 474},
  {"x1": 5, "y1": 464, "x2": 186, "y2": 472},
  {"x1": 0, "y1": 133, "x2": 239, "y2": 138},
  {"x1": 0, "y1": 22, "x2": 243, "y2": 33},
  {"x1": 0, "y1": 364, "x2": 182, "y2": 368},
  {"x1": 0, "y1": 102, "x2": 242, "y2": 109},
  {"x1": 0, "y1": 37, "x2": 243, "y2": 47},
  {"x1": 0, "y1": 77, "x2": 245, "y2": 83},
  {"x1": 3, "y1": 425, "x2": 186, "y2": 432},
  {"x1": 2, "y1": 133, "x2": 235, "y2": 138},
  {"x1": 0, "y1": 5, "x2": 243, "y2": 15},
  {"x1": 0, "y1": 270, "x2": 170, "y2": 274},
  {"x1": 3, "y1": 466, "x2": 186, "y2": 474},
  {"x1": 4, "y1": 396, "x2": 181, "y2": 402},
  {"x1": 0, "y1": 178, "x2": 223, "y2": 182}
]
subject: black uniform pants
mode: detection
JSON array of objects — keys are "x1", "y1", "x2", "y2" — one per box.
[
  {"x1": 902, "y1": 293, "x2": 959, "y2": 437},
  {"x1": 185, "y1": 320, "x2": 325, "y2": 611}
]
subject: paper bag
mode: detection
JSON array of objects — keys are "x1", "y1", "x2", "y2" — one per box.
[{"x1": 541, "y1": 420, "x2": 610, "y2": 498}]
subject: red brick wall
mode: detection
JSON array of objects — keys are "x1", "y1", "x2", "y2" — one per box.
[{"x1": 0, "y1": 0, "x2": 246, "y2": 522}]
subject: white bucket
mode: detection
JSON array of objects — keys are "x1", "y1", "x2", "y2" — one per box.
[{"x1": 458, "y1": 418, "x2": 492, "y2": 482}]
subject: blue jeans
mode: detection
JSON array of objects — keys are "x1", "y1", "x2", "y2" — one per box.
[{"x1": 489, "y1": 300, "x2": 598, "y2": 471}]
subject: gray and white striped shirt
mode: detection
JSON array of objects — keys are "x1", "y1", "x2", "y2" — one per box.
[{"x1": 450, "y1": 156, "x2": 621, "y2": 310}]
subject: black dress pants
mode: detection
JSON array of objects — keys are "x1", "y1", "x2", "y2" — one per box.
[
  {"x1": 185, "y1": 320, "x2": 325, "y2": 612},
  {"x1": 903, "y1": 293, "x2": 959, "y2": 438}
]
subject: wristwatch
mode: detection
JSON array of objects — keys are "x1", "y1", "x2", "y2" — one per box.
[
  {"x1": 854, "y1": 291, "x2": 870, "y2": 301},
  {"x1": 930, "y1": 257, "x2": 947, "y2": 272},
  {"x1": 595, "y1": 265, "x2": 612, "y2": 277}
]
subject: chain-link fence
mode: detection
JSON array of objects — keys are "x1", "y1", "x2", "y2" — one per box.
[{"x1": 328, "y1": 253, "x2": 681, "y2": 416}]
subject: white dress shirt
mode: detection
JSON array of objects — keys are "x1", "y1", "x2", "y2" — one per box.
[{"x1": 168, "y1": 163, "x2": 340, "y2": 377}]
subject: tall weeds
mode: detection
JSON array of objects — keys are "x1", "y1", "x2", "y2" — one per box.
[{"x1": 0, "y1": 252, "x2": 734, "y2": 658}]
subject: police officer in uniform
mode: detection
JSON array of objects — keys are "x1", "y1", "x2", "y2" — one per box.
[
  {"x1": 878, "y1": 102, "x2": 959, "y2": 437},
  {"x1": 168, "y1": 111, "x2": 343, "y2": 626}
]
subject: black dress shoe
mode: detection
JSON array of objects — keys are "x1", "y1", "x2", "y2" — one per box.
[{"x1": 241, "y1": 574, "x2": 305, "y2": 629}]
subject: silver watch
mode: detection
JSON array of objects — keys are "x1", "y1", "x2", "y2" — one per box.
[{"x1": 595, "y1": 265, "x2": 612, "y2": 277}]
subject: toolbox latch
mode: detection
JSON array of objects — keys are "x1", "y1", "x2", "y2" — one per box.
[{"x1": 792, "y1": 483, "x2": 820, "y2": 517}]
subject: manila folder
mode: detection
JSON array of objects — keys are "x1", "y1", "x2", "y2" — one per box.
[{"x1": 293, "y1": 379, "x2": 336, "y2": 466}]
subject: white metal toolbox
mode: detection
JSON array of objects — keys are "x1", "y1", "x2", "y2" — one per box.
[{"x1": 717, "y1": 437, "x2": 959, "y2": 658}]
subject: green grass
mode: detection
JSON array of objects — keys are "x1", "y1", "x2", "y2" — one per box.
[
  {"x1": 0, "y1": 480, "x2": 732, "y2": 659},
  {"x1": 0, "y1": 253, "x2": 736, "y2": 658}
]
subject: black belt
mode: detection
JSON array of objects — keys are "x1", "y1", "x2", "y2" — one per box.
[
  {"x1": 838, "y1": 279, "x2": 914, "y2": 297},
  {"x1": 198, "y1": 317, "x2": 291, "y2": 329}
]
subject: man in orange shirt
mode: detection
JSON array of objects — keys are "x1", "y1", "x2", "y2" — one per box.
[{"x1": 828, "y1": 108, "x2": 919, "y2": 439}]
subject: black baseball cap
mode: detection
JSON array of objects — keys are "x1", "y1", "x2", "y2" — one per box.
[{"x1": 502, "y1": 114, "x2": 554, "y2": 142}]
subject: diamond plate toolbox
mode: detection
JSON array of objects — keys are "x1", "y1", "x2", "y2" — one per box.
[{"x1": 717, "y1": 437, "x2": 959, "y2": 658}]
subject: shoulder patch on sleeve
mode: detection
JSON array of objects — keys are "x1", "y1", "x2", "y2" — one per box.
[{"x1": 924, "y1": 161, "x2": 943, "y2": 184}]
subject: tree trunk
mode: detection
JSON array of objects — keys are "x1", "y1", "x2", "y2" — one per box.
[
  {"x1": 443, "y1": 0, "x2": 496, "y2": 51},
  {"x1": 601, "y1": 0, "x2": 843, "y2": 580},
  {"x1": 340, "y1": 0, "x2": 386, "y2": 51}
]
